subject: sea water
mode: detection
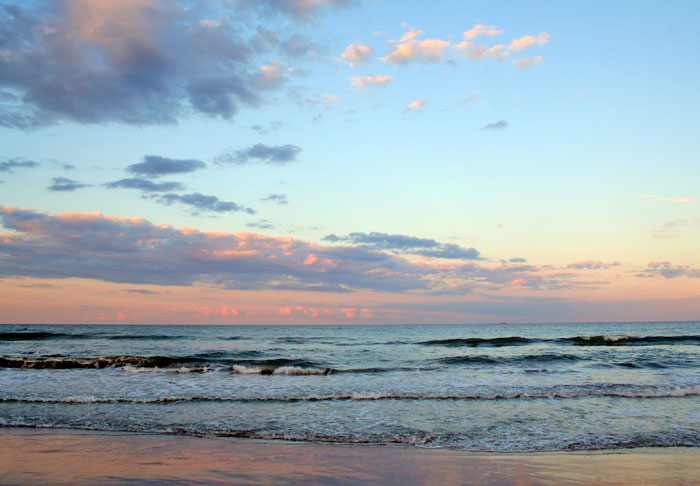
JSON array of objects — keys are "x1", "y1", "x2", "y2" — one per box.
[{"x1": 1, "y1": 322, "x2": 699, "y2": 451}]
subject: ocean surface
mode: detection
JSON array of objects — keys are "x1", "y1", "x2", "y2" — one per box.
[{"x1": 1, "y1": 322, "x2": 699, "y2": 452}]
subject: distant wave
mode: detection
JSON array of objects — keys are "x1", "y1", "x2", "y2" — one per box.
[
  {"x1": 418, "y1": 335, "x2": 700, "y2": 347},
  {"x1": 0, "y1": 331, "x2": 184, "y2": 341},
  {"x1": 0, "y1": 355, "x2": 211, "y2": 370},
  {"x1": 419, "y1": 337, "x2": 536, "y2": 347},
  {"x1": 0, "y1": 331, "x2": 92, "y2": 341},
  {"x1": 3, "y1": 386, "x2": 700, "y2": 404},
  {"x1": 556, "y1": 335, "x2": 700, "y2": 346}
]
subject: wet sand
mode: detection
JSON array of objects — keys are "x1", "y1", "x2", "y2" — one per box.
[{"x1": 1, "y1": 428, "x2": 699, "y2": 485}]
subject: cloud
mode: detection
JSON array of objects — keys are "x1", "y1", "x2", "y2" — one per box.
[
  {"x1": 512, "y1": 56, "x2": 543, "y2": 69},
  {"x1": 261, "y1": 193, "x2": 288, "y2": 205},
  {"x1": 381, "y1": 28, "x2": 450, "y2": 64},
  {"x1": 250, "y1": 121, "x2": 282, "y2": 135},
  {"x1": 0, "y1": 206, "x2": 608, "y2": 295},
  {"x1": 241, "y1": 0, "x2": 353, "y2": 20},
  {"x1": 323, "y1": 231, "x2": 480, "y2": 260},
  {"x1": 566, "y1": 260, "x2": 621, "y2": 270},
  {"x1": 340, "y1": 43, "x2": 374, "y2": 66},
  {"x1": 641, "y1": 195, "x2": 693, "y2": 204},
  {"x1": 47, "y1": 177, "x2": 91, "y2": 192},
  {"x1": 123, "y1": 289, "x2": 158, "y2": 295},
  {"x1": 247, "y1": 219, "x2": 275, "y2": 229},
  {"x1": 350, "y1": 74, "x2": 393, "y2": 89},
  {"x1": 216, "y1": 143, "x2": 302, "y2": 165},
  {"x1": 481, "y1": 120, "x2": 509, "y2": 131},
  {"x1": 304, "y1": 94, "x2": 340, "y2": 106},
  {"x1": 104, "y1": 178, "x2": 185, "y2": 193},
  {"x1": 638, "y1": 261, "x2": 700, "y2": 279},
  {"x1": 404, "y1": 99, "x2": 427, "y2": 112},
  {"x1": 0, "y1": 158, "x2": 39, "y2": 172},
  {"x1": 509, "y1": 257, "x2": 527, "y2": 263},
  {"x1": 457, "y1": 93, "x2": 479, "y2": 105},
  {"x1": 0, "y1": 206, "x2": 435, "y2": 292},
  {"x1": 153, "y1": 193, "x2": 256, "y2": 215},
  {"x1": 0, "y1": 1, "x2": 329, "y2": 128},
  {"x1": 126, "y1": 155, "x2": 206, "y2": 177},
  {"x1": 455, "y1": 42, "x2": 509, "y2": 60},
  {"x1": 463, "y1": 23, "x2": 503, "y2": 41},
  {"x1": 509, "y1": 32, "x2": 551, "y2": 51}
]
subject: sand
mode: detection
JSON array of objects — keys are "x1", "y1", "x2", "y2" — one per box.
[{"x1": 1, "y1": 428, "x2": 699, "y2": 485}]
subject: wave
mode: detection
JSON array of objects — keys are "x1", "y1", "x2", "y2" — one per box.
[
  {"x1": 417, "y1": 334, "x2": 700, "y2": 348},
  {"x1": 0, "y1": 331, "x2": 93, "y2": 341},
  {"x1": 556, "y1": 335, "x2": 700, "y2": 346},
  {"x1": 4, "y1": 386, "x2": 700, "y2": 404},
  {"x1": 437, "y1": 354, "x2": 582, "y2": 365},
  {"x1": 0, "y1": 355, "x2": 212, "y2": 370},
  {"x1": 419, "y1": 336, "x2": 536, "y2": 347}
]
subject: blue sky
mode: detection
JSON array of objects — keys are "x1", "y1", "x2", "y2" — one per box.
[{"x1": 0, "y1": 0, "x2": 699, "y2": 324}]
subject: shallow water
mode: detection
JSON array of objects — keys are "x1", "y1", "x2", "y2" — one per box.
[{"x1": 1, "y1": 322, "x2": 699, "y2": 451}]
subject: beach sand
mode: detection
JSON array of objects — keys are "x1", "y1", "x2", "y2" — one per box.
[{"x1": 1, "y1": 428, "x2": 699, "y2": 485}]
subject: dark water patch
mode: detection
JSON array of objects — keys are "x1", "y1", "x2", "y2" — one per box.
[
  {"x1": 105, "y1": 334, "x2": 182, "y2": 341},
  {"x1": 419, "y1": 336, "x2": 537, "y2": 347},
  {"x1": 0, "y1": 331, "x2": 93, "y2": 341},
  {"x1": 437, "y1": 354, "x2": 581, "y2": 366}
]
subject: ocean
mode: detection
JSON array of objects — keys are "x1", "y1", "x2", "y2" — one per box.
[{"x1": 1, "y1": 322, "x2": 699, "y2": 452}]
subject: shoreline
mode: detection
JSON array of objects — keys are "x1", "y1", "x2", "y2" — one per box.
[{"x1": 2, "y1": 427, "x2": 700, "y2": 485}]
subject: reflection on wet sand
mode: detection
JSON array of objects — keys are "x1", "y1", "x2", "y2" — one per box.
[{"x1": 1, "y1": 429, "x2": 699, "y2": 485}]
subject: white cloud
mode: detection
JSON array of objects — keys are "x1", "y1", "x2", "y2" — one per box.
[
  {"x1": 349, "y1": 74, "x2": 394, "y2": 89},
  {"x1": 340, "y1": 43, "x2": 374, "y2": 67}
]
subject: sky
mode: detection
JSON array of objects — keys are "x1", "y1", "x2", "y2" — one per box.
[{"x1": 0, "y1": 0, "x2": 699, "y2": 325}]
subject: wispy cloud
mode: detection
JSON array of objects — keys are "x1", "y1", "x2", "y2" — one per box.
[
  {"x1": 404, "y1": 99, "x2": 427, "y2": 112},
  {"x1": 104, "y1": 178, "x2": 185, "y2": 193},
  {"x1": 509, "y1": 33, "x2": 551, "y2": 51},
  {"x1": 47, "y1": 177, "x2": 91, "y2": 192},
  {"x1": 350, "y1": 75, "x2": 394, "y2": 89},
  {"x1": 216, "y1": 144, "x2": 302, "y2": 165},
  {"x1": 637, "y1": 261, "x2": 700, "y2": 279},
  {"x1": 153, "y1": 193, "x2": 256, "y2": 215},
  {"x1": 323, "y1": 231, "x2": 480, "y2": 260},
  {"x1": 641, "y1": 195, "x2": 693, "y2": 204},
  {"x1": 481, "y1": 120, "x2": 509, "y2": 131},
  {"x1": 512, "y1": 56, "x2": 543, "y2": 70},
  {"x1": 127, "y1": 156, "x2": 206, "y2": 178},
  {"x1": 565, "y1": 260, "x2": 621, "y2": 270},
  {"x1": 261, "y1": 194, "x2": 288, "y2": 205},
  {"x1": 0, "y1": 158, "x2": 39, "y2": 172}
]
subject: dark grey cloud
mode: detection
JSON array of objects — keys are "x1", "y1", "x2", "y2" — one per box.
[
  {"x1": 154, "y1": 192, "x2": 256, "y2": 214},
  {"x1": 0, "y1": 158, "x2": 39, "y2": 172},
  {"x1": 127, "y1": 155, "x2": 206, "y2": 177},
  {"x1": 47, "y1": 177, "x2": 91, "y2": 192},
  {"x1": 104, "y1": 178, "x2": 185, "y2": 193},
  {"x1": 216, "y1": 143, "x2": 302, "y2": 165},
  {"x1": 0, "y1": 1, "x2": 338, "y2": 128},
  {"x1": 323, "y1": 232, "x2": 481, "y2": 260},
  {"x1": 262, "y1": 193, "x2": 288, "y2": 204},
  {"x1": 481, "y1": 120, "x2": 509, "y2": 131}
]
